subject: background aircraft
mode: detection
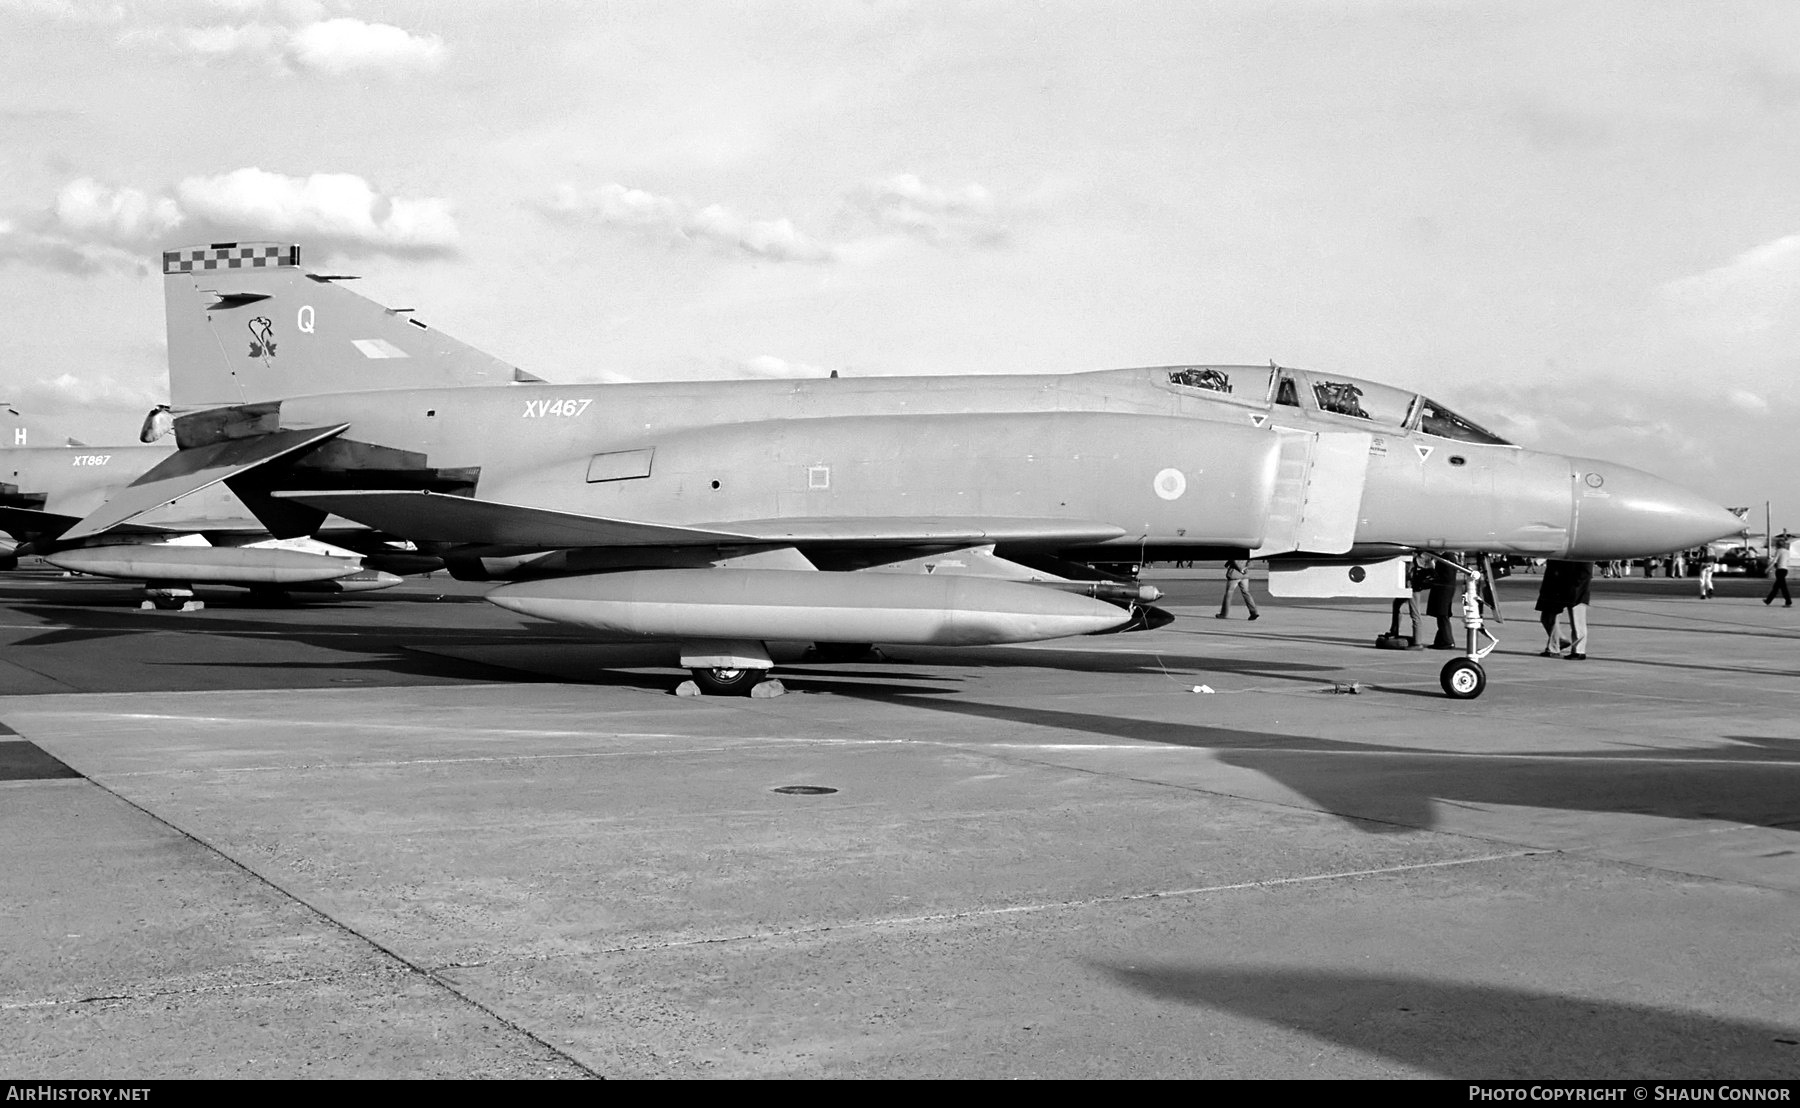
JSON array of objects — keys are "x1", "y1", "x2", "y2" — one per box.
[
  {"x1": 58, "y1": 242, "x2": 1740, "y2": 693},
  {"x1": 0, "y1": 413, "x2": 413, "y2": 608}
]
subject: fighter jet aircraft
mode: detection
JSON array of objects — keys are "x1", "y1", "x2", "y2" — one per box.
[{"x1": 57, "y1": 241, "x2": 1741, "y2": 695}]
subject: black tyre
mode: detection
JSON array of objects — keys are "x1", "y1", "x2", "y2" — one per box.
[
  {"x1": 1439, "y1": 658, "x2": 1486, "y2": 700},
  {"x1": 690, "y1": 666, "x2": 762, "y2": 696}
]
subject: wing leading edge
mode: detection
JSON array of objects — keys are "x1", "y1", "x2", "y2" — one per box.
[
  {"x1": 60, "y1": 425, "x2": 351, "y2": 542},
  {"x1": 274, "y1": 489, "x2": 1130, "y2": 549}
]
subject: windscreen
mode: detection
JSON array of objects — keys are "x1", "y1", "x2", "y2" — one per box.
[{"x1": 1415, "y1": 397, "x2": 1512, "y2": 445}]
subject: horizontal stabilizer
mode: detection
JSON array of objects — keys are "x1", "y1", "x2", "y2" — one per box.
[
  {"x1": 274, "y1": 490, "x2": 757, "y2": 547},
  {"x1": 0, "y1": 505, "x2": 81, "y2": 538},
  {"x1": 61, "y1": 425, "x2": 349, "y2": 541}
]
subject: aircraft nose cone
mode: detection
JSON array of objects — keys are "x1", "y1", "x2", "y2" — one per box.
[{"x1": 1564, "y1": 459, "x2": 1743, "y2": 560}]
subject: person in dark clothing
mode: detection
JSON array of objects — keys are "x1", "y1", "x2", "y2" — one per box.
[
  {"x1": 1764, "y1": 538, "x2": 1792, "y2": 607},
  {"x1": 1536, "y1": 560, "x2": 1593, "y2": 659},
  {"x1": 1536, "y1": 562, "x2": 1569, "y2": 655},
  {"x1": 1425, "y1": 553, "x2": 1462, "y2": 649}
]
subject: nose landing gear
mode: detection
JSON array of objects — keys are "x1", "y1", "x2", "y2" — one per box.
[{"x1": 1435, "y1": 554, "x2": 1501, "y2": 700}]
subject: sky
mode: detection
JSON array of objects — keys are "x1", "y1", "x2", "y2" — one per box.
[{"x1": 2, "y1": 0, "x2": 1796, "y2": 538}]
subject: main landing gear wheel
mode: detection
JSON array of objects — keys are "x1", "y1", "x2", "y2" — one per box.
[
  {"x1": 1439, "y1": 658, "x2": 1486, "y2": 700},
  {"x1": 690, "y1": 666, "x2": 762, "y2": 696}
]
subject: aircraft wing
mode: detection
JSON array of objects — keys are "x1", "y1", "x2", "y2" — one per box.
[
  {"x1": 60, "y1": 425, "x2": 350, "y2": 542},
  {"x1": 274, "y1": 490, "x2": 1130, "y2": 549}
]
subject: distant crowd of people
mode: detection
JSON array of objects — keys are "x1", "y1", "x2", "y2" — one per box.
[{"x1": 1158, "y1": 537, "x2": 1797, "y2": 663}]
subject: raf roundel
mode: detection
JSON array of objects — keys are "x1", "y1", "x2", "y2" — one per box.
[{"x1": 1153, "y1": 467, "x2": 1187, "y2": 500}]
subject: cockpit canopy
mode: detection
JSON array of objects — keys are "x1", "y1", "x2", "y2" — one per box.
[{"x1": 1160, "y1": 364, "x2": 1512, "y2": 446}]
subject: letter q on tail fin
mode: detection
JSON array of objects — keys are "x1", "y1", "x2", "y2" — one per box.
[{"x1": 163, "y1": 242, "x2": 541, "y2": 413}]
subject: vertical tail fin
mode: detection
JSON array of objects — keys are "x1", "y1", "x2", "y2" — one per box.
[
  {"x1": 0, "y1": 403, "x2": 26, "y2": 448},
  {"x1": 164, "y1": 242, "x2": 543, "y2": 412},
  {"x1": 0, "y1": 404, "x2": 84, "y2": 447}
]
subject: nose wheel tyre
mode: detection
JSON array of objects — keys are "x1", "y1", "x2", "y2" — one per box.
[
  {"x1": 1439, "y1": 658, "x2": 1486, "y2": 700},
  {"x1": 690, "y1": 666, "x2": 762, "y2": 696}
]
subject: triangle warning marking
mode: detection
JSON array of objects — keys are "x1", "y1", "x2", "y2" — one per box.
[{"x1": 1414, "y1": 444, "x2": 1434, "y2": 462}]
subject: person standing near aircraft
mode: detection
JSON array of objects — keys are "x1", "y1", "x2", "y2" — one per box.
[
  {"x1": 1217, "y1": 558, "x2": 1260, "y2": 621},
  {"x1": 1698, "y1": 547, "x2": 1717, "y2": 599},
  {"x1": 1537, "y1": 560, "x2": 1592, "y2": 659},
  {"x1": 1426, "y1": 554, "x2": 1462, "y2": 649},
  {"x1": 1764, "y1": 537, "x2": 1792, "y2": 607},
  {"x1": 1536, "y1": 562, "x2": 1570, "y2": 654}
]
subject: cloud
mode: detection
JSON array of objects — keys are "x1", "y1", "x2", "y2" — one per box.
[
  {"x1": 1729, "y1": 389, "x2": 1770, "y2": 413},
  {"x1": 172, "y1": 168, "x2": 458, "y2": 255},
  {"x1": 16, "y1": 371, "x2": 160, "y2": 411},
  {"x1": 177, "y1": 20, "x2": 282, "y2": 60},
  {"x1": 727, "y1": 355, "x2": 832, "y2": 379},
  {"x1": 54, "y1": 178, "x2": 184, "y2": 243},
  {"x1": 1450, "y1": 376, "x2": 1765, "y2": 497},
  {"x1": 1, "y1": 169, "x2": 458, "y2": 273},
  {"x1": 117, "y1": 12, "x2": 442, "y2": 77},
  {"x1": 547, "y1": 183, "x2": 682, "y2": 228},
  {"x1": 538, "y1": 173, "x2": 1022, "y2": 263},
  {"x1": 850, "y1": 173, "x2": 1009, "y2": 247},
  {"x1": 0, "y1": 218, "x2": 149, "y2": 276},
  {"x1": 543, "y1": 183, "x2": 833, "y2": 263},
  {"x1": 1660, "y1": 233, "x2": 1800, "y2": 341},
  {"x1": 0, "y1": 1, "x2": 126, "y2": 23},
  {"x1": 287, "y1": 17, "x2": 444, "y2": 74}
]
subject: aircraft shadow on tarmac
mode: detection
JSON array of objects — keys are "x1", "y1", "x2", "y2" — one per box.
[
  {"x1": 0, "y1": 602, "x2": 976, "y2": 696},
  {"x1": 4, "y1": 601, "x2": 515, "y2": 645},
  {"x1": 1095, "y1": 964, "x2": 1800, "y2": 1078},
  {"x1": 2, "y1": 596, "x2": 1301, "y2": 695},
  {"x1": 835, "y1": 694, "x2": 1800, "y2": 836},
  {"x1": 1182, "y1": 628, "x2": 1393, "y2": 652},
  {"x1": 891, "y1": 645, "x2": 1342, "y2": 683},
  {"x1": 2, "y1": 603, "x2": 592, "y2": 690}
]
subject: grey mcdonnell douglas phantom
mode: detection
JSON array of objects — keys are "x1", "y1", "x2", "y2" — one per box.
[{"x1": 56, "y1": 242, "x2": 1740, "y2": 697}]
